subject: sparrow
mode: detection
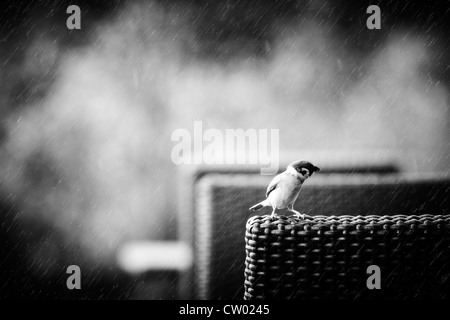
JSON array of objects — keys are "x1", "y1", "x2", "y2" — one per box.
[{"x1": 249, "y1": 160, "x2": 320, "y2": 219}]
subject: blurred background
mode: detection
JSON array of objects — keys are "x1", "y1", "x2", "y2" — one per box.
[{"x1": 0, "y1": 0, "x2": 449, "y2": 299}]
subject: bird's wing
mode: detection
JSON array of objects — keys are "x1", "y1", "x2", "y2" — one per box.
[{"x1": 266, "y1": 173, "x2": 283, "y2": 198}]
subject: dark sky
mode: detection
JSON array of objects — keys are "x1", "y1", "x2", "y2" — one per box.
[
  {"x1": 1, "y1": 0, "x2": 449, "y2": 117},
  {"x1": 1, "y1": 0, "x2": 449, "y2": 55}
]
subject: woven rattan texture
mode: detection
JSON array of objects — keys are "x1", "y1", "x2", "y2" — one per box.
[{"x1": 245, "y1": 214, "x2": 450, "y2": 300}]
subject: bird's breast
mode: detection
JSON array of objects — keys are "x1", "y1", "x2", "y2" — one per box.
[{"x1": 268, "y1": 176, "x2": 303, "y2": 209}]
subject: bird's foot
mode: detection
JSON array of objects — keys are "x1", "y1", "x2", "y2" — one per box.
[
  {"x1": 289, "y1": 207, "x2": 305, "y2": 219},
  {"x1": 294, "y1": 212, "x2": 305, "y2": 219}
]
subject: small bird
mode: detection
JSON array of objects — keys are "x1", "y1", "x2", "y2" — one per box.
[{"x1": 249, "y1": 160, "x2": 320, "y2": 219}]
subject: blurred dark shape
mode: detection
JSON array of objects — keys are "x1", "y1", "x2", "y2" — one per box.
[
  {"x1": 0, "y1": 194, "x2": 179, "y2": 299},
  {"x1": 0, "y1": 196, "x2": 128, "y2": 299}
]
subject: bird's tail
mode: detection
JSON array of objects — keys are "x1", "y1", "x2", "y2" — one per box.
[{"x1": 249, "y1": 200, "x2": 269, "y2": 211}]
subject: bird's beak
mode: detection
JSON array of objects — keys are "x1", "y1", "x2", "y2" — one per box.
[{"x1": 314, "y1": 166, "x2": 320, "y2": 172}]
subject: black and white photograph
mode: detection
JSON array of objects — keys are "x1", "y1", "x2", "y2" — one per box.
[{"x1": 0, "y1": 0, "x2": 449, "y2": 309}]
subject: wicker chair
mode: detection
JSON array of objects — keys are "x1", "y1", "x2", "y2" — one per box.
[{"x1": 244, "y1": 214, "x2": 450, "y2": 300}]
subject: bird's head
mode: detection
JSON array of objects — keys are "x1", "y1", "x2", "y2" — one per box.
[{"x1": 287, "y1": 160, "x2": 320, "y2": 180}]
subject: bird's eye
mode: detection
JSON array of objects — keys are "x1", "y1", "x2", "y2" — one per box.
[{"x1": 301, "y1": 169, "x2": 309, "y2": 175}]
